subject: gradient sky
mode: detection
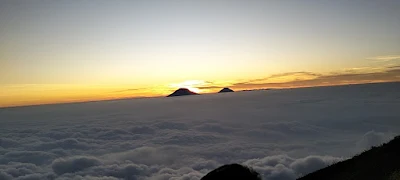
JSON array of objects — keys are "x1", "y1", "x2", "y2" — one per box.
[{"x1": 1, "y1": 0, "x2": 400, "y2": 107}]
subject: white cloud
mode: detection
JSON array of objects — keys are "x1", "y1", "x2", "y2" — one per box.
[
  {"x1": 103, "y1": 147, "x2": 179, "y2": 166},
  {"x1": 356, "y1": 130, "x2": 394, "y2": 150},
  {"x1": 0, "y1": 171, "x2": 13, "y2": 180},
  {"x1": 56, "y1": 176, "x2": 119, "y2": 180},
  {"x1": 52, "y1": 156, "x2": 102, "y2": 175},
  {"x1": 244, "y1": 155, "x2": 342, "y2": 179},
  {"x1": 0, "y1": 162, "x2": 42, "y2": 178},
  {"x1": 290, "y1": 156, "x2": 343, "y2": 176},
  {"x1": 14, "y1": 173, "x2": 52, "y2": 180},
  {"x1": 1, "y1": 151, "x2": 56, "y2": 165},
  {"x1": 0, "y1": 138, "x2": 20, "y2": 148},
  {"x1": 0, "y1": 82, "x2": 398, "y2": 179}
]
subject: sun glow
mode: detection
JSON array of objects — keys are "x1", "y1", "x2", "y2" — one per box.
[
  {"x1": 187, "y1": 87, "x2": 201, "y2": 93},
  {"x1": 170, "y1": 80, "x2": 206, "y2": 93}
]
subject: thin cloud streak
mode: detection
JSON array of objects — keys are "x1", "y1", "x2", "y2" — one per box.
[
  {"x1": 368, "y1": 55, "x2": 400, "y2": 61},
  {"x1": 112, "y1": 88, "x2": 148, "y2": 93},
  {"x1": 182, "y1": 68, "x2": 400, "y2": 92},
  {"x1": 246, "y1": 72, "x2": 321, "y2": 84},
  {"x1": 231, "y1": 69, "x2": 400, "y2": 90}
]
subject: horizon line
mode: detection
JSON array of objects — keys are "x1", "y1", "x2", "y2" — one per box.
[{"x1": 1, "y1": 81, "x2": 399, "y2": 109}]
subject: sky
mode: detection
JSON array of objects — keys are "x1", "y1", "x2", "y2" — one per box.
[
  {"x1": 0, "y1": 83, "x2": 399, "y2": 179},
  {"x1": 1, "y1": 0, "x2": 400, "y2": 107}
]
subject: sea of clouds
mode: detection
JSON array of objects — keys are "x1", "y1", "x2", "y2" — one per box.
[{"x1": 1, "y1": 82, "x2": 399, "y2": 180}]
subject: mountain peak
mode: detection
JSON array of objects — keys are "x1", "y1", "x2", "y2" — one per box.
[
  {"x1": 167, "y1": 88, "x2": 198, "y2": 97},
  {"x1": 219, "y1": 88, "x2": 234, "y2": 93}
]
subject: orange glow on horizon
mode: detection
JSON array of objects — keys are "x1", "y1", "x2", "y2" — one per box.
[
  {"x1": 1, "y1": 67, "x2": 399, "y2": 109},
  {"x1": 1, "y1": 81, "x2": 397, "y2": 108}
]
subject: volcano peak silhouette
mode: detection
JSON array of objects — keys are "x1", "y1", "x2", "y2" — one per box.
[
  {"x1": 219, "y1": 88, "x2": 234, "y2": 93},
  {"x1": 167, "y1": 88, "x2": 198, "y2": 97}
]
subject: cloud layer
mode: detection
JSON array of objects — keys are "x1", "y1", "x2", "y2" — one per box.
[{"x1": 0, "y1": 82, "x2": 399, "y2": 179}]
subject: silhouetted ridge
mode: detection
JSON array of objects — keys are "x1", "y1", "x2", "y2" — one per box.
[
  {"x1": 219, "y1": 88, "x2": 234, "y2": 93},
  {"x1": 201, "y1": 164, "x2": 261, "y2": 180},
  {"x1": 167, "y1": 88, "x2": 198, "y2": 97},
  {"x1": 298, "y1": 136, "x2": 400, "y2": 180}
]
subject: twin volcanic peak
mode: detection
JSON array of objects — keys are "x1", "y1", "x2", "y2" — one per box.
[{"x1": 167, "y1": 87, "x2": 235, "y2": 97}]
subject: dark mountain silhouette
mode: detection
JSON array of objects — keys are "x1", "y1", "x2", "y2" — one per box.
[
  {"x1": 298, "y1": 136, "x2": 400, "y2": 180},
  {"x1": 201, "y1": 136, "x2": 400, "y2": 180},
  {"x1": 219, "y1": 88, "x2": 234, "y2": 93},
  {"x1": 167, "y1": 88, "x2": 198, "y2": 97},
  {"x1": 201, "y1": 164, "x2": 261, "y2": 180}
]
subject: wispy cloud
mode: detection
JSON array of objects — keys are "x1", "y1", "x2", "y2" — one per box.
[
  {"x1": 368, "y1": 55, "x2": 400, "y2": 62},
  {"x1": 197, "y1": 86, "x2": 225, "y2": 90},
  {"x1": 340, "y1": 66, "x2": 389, "y2": 74},
  {"x1": 247, "y1": 72, "x2": 321, "y2": 84},
  {"x1": 232, "y1": 68, "x2": 400, "y2": 89},
  {"x1": 389, "y1": 65, "x2": 400, "y2": 69},
  {"x1": 185, "y1": 67, "x2": 400, "y2": 92},
  {"x1": 168, "y1": 80, "x2": 233, "y2": 92},
  {"x1": 112, "y1": 88, "x2": 147, "y2": 93}
]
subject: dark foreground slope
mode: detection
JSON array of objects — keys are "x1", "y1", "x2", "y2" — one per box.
[{"x1": 298, "y1": 136, "x2": 400, "y2": 180}]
